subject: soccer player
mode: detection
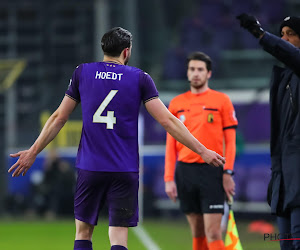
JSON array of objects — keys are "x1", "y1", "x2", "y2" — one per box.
[
  {"x1": 164, "y1": 52, "x2": 238, "y2": 250},
  {"x1": 8, "y1": 28, "x2": 225, "y2": 250},
  {"x1": 237, "y1": 14, "x2": 300, "y2": 250}
]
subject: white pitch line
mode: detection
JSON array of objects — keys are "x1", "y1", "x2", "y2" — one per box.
[{"x1": 133, "y1": 225, "x2": 161, "y2": 250}]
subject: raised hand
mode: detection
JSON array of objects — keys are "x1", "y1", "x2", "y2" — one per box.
[{"x1": 236, "y1": 13, "x2": 265, "y2": 38}]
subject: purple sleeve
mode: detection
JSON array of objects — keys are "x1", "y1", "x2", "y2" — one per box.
[
  {"x1": 139, "y1": 71, "x2": 159, "y2": 103},
  {"x1": 65, "y1": 65, "x2": 82, "y2": 102}
]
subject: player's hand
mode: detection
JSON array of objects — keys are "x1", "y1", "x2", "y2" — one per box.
[
  {"x1": 8, "y1": 149, "x2": 37, "y2": 177},
  {"x1": 201, "y1": 149, "x2": 225, "y2": 167},
  {"x1": 165, "y1": 181, "x2": 178, "y2": 203},
  {"x1": 223, "y1": 174, "x2": 235, "y2": 201},
  {"x1": 236, "y1": 13, "x2": 265, "y2": 38}
]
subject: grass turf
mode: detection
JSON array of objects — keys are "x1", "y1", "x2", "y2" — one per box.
[{"x1": 0, "y1": 218, "x2": 280, "y2": 250}]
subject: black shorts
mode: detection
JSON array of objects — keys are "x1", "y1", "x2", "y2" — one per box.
[{"x1": 175, "y1": 161, "x2": 225, "y2": 214}]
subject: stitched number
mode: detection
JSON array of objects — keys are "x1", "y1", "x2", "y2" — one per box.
[{"x1": 93, "y1": 90, "x2": 118, "y2": 129}]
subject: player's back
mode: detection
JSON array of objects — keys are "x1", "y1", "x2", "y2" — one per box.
[{"x1": 66, "y1": 62, "x2": 158, "y2": 172}]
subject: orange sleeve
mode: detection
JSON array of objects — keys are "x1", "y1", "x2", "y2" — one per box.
[
  {"x1": 164, "y1": 100, "x2": 178, "y2": 182},
  {"x1": 164, "y1": 132, "x2": 177, "y2": 181},
  {"x1": 223, "y1": 128, "x2": 236, "y2": 171},
  {"x1": 222, "y1": 95, "x2": 238, "y2": 129}
]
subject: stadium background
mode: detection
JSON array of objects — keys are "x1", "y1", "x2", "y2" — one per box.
[{"x1": 0, "y1": 0, "x2": 298, "y2": 249}]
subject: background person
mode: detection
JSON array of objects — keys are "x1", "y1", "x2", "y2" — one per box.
[
  {"x1": 164, "y1": 52, "x2": 238, "y2": 250},
  {"x1": 28, "y1": 149, "x2": 75, "y2": 219},
  {"x1": 237, "y1": 13, "x2": 300, "y2": 250}
]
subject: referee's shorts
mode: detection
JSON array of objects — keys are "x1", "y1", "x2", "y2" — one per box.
[{"x1": 175, "y1": 161, "x2": 225, "y2": 214}]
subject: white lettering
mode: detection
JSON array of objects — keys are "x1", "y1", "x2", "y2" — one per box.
[
  {"x1": 95, "y1": 71, "x2": 101, "y2": 79},
  {"x1": 209, "y1": 204, "x2": 224, "y2": 209},
  {"x1": 95, "y1": 72, "x2": 123, "y2": 81},
  {"x1": 118, "y1": 73, "x2": 123, "y2": 81},
  {"x1": 112, "y1": 72, "x2": 117, "y2": 80}
]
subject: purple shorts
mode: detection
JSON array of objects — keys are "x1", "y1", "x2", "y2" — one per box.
[{"x1": 74, "y1": 168, "x2": 139, "y2": 227}]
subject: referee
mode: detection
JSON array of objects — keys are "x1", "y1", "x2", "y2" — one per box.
[{"x1": 164, "y1": 52, "x2": 238, "y2": 250}]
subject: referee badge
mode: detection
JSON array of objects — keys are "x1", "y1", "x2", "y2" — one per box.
[{"x1": 207, "y1": 113, "x2": 214, "y2": 123}]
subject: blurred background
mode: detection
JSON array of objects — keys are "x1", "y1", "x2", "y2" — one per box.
[{"x1": 0, "y1": 0, "x2": 299, "y2": 249}]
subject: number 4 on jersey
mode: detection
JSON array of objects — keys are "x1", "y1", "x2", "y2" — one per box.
[{"x1": 93, "y1": 90, "x2": 118, "y2": 129}]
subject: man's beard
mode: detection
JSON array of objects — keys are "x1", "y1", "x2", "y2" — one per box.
[{"x1": 190, "y1": 81, "x2": 205, "y2": 89}]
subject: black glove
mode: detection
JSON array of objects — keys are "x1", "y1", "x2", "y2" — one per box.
[{"x1": 236, "y1": 13, "x2": 265, "y2": 38}]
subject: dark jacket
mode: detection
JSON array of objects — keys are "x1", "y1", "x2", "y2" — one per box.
[{"x1": 260, "y1": 32, "x2": 300, "y2": 215}]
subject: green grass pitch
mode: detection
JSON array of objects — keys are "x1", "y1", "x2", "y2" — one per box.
[{"x1": 0, "y1": 218, "x2": 280, "y2": 249}]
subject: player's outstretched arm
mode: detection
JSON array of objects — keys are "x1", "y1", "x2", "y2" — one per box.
[
  {"x1": 8, "y1": 96, "x2": 78, "y2": 177},
  {"x1": 145, "y1": 98, "x2": 225, "y2": 167}
]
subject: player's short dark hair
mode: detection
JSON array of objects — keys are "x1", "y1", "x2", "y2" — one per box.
[
  {"x1": 187, "y1": 52, "x2": 212, "y2": 71},
  {"x1": 101, "y1": 27, "x2": 132, "y2": 57}
]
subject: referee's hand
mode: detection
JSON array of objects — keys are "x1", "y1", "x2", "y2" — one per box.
[
  {"x1": 223, "y1": 174, "x2": 235, "y2": 201},
  {"x1": 201, "y1": 149, "x2": 225, "y2": 167},
  {"x1": 165, "y1": 181, "x2": 178, "y2": 203}
]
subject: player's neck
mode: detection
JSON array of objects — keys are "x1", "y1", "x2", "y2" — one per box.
[
  {"x1": 103, "y1": 56, "x2": 124, "y2": 65},
  {"x1": 190, "y1": 85, "x2": 209, "y2": 94}
]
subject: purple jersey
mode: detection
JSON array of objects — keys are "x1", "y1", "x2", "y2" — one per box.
[{"x1": 65, "y1": 62, "x2": 159, "y2": 172}]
